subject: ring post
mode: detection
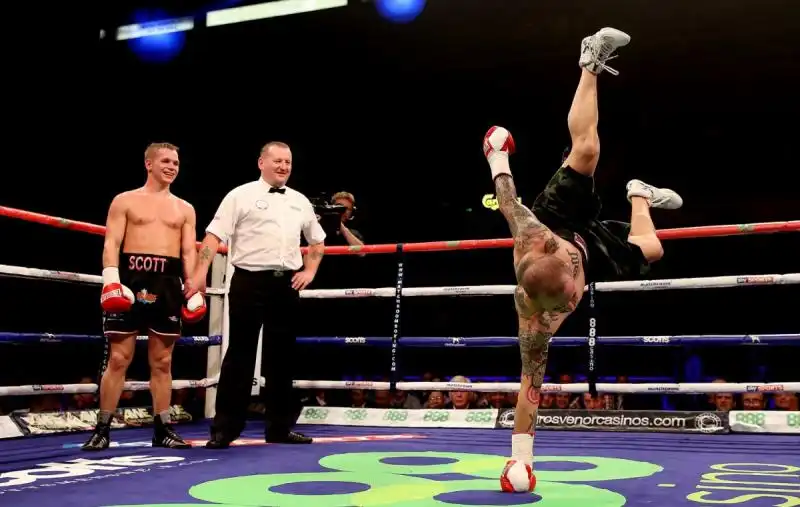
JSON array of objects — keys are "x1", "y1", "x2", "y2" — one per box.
[
  {"x1": 587, "y1": 282, "x2": 598, "y2": 397},
  {"x1": 204, "y1": 253, "x2": 226, "y2": 419},
  {"x1": 390, "y1": 244, "x2": 405, "y2": 391}
]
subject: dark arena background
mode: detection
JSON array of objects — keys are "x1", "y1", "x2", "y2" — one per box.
[{"x1": 0, "y1": 1, "x2": 797, "y2": 506}]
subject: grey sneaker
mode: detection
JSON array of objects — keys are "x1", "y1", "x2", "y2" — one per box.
[
  {"x1": 579, "y1": 27, "x2": 631, "y2": 76},
  {"x1": 627, "y1": 179, "x2": 683, "y2": 209}
]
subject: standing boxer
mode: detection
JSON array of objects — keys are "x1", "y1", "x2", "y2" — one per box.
[{"x1": 82, "y1": 142, "x2": 207, "y2": 451}]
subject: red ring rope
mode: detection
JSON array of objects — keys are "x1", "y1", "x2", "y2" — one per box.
[{"x1": 0, "y1": 205, "x2": 798, "y2": 256}]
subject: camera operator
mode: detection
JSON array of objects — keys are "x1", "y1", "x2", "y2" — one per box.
[{"x1": 315, "y1": 191, "x2": 365, "y2": 251}]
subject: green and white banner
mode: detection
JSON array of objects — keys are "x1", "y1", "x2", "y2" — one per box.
[
  {"x1": 297, "y1": 407, "x2": 498, "y2": 429},
  {"x1": 729, "y1": 411, "x2": 800, "y2": 434}
]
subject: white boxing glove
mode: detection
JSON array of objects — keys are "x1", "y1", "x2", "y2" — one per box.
[{"x1": 483, "y1": 126, "x2": 516, "y2": 180}]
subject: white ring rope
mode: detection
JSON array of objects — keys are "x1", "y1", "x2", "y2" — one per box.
[
  {"x1": 2, "y1": 379, "x2": 798, "y2": 396},
  {"x1": 2, "y1": 263, "x2": 799, "y2": 297},
  {"x1": 0, "y1": 264, "x2": 226, "y2": 296}
]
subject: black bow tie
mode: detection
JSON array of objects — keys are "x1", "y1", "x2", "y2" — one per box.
[{"x1": 269, "y1": 187, "x2": 286, "y2": 194}]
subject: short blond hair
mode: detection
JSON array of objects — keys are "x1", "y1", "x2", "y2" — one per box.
[
  {"x1": 144, "y1": 142, "x2": 178, "y2": 161},
  {"x1": 260, "y1": 141, "x2": 290, "y2": 156},
  {"x1": 332, "y1": 191, "x2": 355, "y2": 205}
]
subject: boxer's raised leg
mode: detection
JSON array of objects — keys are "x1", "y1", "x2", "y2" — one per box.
[
  {"x1": 563, "y1": 70, "x2": 601, "y2": 177},
  {"x1": 563, "y1": 28, "x2": 630, "y2": 177},
  {"x1": 626, "y1": 179, "x2": 683, "y2": 262}
]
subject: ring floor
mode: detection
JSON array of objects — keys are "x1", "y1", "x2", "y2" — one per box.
[{"x1": 1, "y1": 422, "x2": 798, "y2": 506}]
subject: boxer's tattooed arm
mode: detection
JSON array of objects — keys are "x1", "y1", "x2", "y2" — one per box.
[
  {"x1": 494, "y1": 175, "x2": 552, "y2": 252},
  {"x1": 518, "y1": 320, "x2": 552, "y2": 388},
  {"x1": 199, "y1": 246, "x2": 213, "y2": 264},
  {"x1": 514, "y1": 286, "x2": 537, "y2": 319}
]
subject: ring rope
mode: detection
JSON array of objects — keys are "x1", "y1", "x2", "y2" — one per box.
[
  {"x1": 1, "y1": 332, "x2": 797, "y2": 346},
  {"x1": 2, "y1": 378, "x2": 797, "y2": 396},
  {"x1": 1, "y1": 205, "x2": 798, "y2": 255},
  {"x1": 2, "y1": 263, "x2": 799, "y2": 296}
]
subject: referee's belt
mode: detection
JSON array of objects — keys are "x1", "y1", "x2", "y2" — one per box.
[{"x1": 234, "y1": 267, "x2": 295, "y2": 277}]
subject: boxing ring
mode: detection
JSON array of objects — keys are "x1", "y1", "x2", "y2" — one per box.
[{"x1": 0, "y1": 204, "x2": 799, "y2": 507}]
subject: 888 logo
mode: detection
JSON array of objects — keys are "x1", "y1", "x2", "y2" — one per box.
[
  {"x1": 344, "y1": 409, "x2": 368, "y2": 421},
  {"x1": 465, "y1": 411, "x2": 494, "y2": 424},
  {"x1": 734, "y1": 412, "x2": 765, "y2": 427},
  {"x1": 423, "y1": 411, "x2": 450, "y2": 423},
  {"x1": 121, "y1": 451, "x2": 665, "y2": 507},
  {"x1": 303, "y1": 408, "x2": 330, "y2": 421},
  {"x1": 383, "y1": 410, "x2": 408, "y2": 422},
  {"x1": 787, "y1": 413, "x2": 799, "y2": 428}
]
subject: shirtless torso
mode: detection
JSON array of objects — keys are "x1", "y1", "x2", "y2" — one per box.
[
  {"x1": 493, "y1": 175, "x2": 586, "y2": 435},
  {"x1": 116, "y1": 189, "x2": 193, "y2": 258}
]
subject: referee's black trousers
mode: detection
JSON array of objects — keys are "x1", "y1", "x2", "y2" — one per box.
[{"x1": 211, "y1": 268, "x2": 300, "y2": 441}]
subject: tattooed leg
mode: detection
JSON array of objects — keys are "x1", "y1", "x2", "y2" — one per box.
[{"x1": 511, "y1": 323, "x2": 552, "y2": 465}]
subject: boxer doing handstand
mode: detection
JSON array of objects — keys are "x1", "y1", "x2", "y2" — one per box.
[
  {"x1": 82, "y1": 142, "x2": 207, "y2": 451},
  {"x1": 484, "y1": 28, "x2": 683, "y2": 491}
]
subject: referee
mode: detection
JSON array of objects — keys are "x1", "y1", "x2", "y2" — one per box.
[{"x1": 186, "y1": 141, "x2": 326, "y2": 448}]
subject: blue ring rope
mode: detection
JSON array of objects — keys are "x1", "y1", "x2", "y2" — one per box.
[{"x1": 0, "y1": 333, "x2": 796, "y2": 346}]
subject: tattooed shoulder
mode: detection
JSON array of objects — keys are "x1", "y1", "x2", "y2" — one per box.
[{"x1": 567, "y1": 249, "x2": 580, "y2": 278}]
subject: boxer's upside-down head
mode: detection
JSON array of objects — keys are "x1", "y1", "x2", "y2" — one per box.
[{"x1": 516, "y1": 253, "x2": 576, "y2": 313}]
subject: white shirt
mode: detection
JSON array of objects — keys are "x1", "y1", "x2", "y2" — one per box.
[{"x1": 206, "y1": 178, "x2": 326, "y2": 271}]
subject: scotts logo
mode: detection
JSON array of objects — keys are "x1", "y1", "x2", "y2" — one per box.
[
  {"x1": 344, "y1": 409, "x2": 368, "y2": 421},
  {"x1": 0, "y1": 455, "x2": 184, "y2": 488},
  {"x1": 642, "y1": 336, "x2": 670, "y2": 344},
  {"x1": 465, "y1": 411, "x2": 494, "y2": 424},
  {"x1": 383, "y1": 410, "x2": 408, "y2": 422},
  {"x1": 423, "y1": 411, "x2": 450, "y2": 422},
  {"x1": 303, "y1": 408, "x2": 329, "y2": 420}
]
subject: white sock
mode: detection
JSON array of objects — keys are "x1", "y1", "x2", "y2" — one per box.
[{"x1": 511, "y1": 432, "x2": 534, "y2": 466}]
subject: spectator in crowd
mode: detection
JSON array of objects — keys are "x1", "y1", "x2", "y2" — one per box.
[
  {"x1": 446, "y1": 376, "x2": 473, "y2": 409},
  {"x1": 708, "y1": 378, "x2": 727, "y2": 408},
  {"x1": 349, "y1": 389, "x2": 371, "y2": 408},
  {"x1": 70, "y1": 376, "x2": 96, "y2": 410},
  {"x1": 506, "y1": 392, "x2": 519, "y2": 408},
  {"x1": 715, "y1": 393, "x2": 735, "y2": 412},
  {"x1": 582, "y1": 393, "x2": 604, "y2": 410},
  {"x1": 774, "y1": 392, "x2": 799, "y2": 411},
  {"x1": 710, "y1": 378, "x2": 734, "y2": 412},
  {"x1": 554, "y1": 393, "x2": 571, "y2": 409},
  {"x1": 373, "y1": 390, "x2": 391, "y2": 408},
  {"x1": 391, "y1": 390, "x2": 422, "y2": 409},
  {"x1": 741, "y1": 392, "x2": 765, "y2": 411},
  {"x1": 538, "y1": 394, "x2": 555, "y2": 409},
  {"x1": 425, "y1": 391, "x2": 446, "y2": 409},
  {"x1": 303, "y1": 390, "x2": 328, "y2": 407},
  {"x1": 486, "y1": 392, "x2": 513, "y2": 409}
]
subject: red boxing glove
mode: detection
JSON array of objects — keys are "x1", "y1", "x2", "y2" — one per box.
[
  {"x1": 182, "y1": 292, "x2": 207, "y2": 323},
  {"x1": 100, "y1": 267, "x2": 134, "y2": 313}
]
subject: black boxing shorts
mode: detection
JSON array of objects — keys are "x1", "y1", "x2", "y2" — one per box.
[
  {"x1": 102, "y1": 253, "x2": 184, "y2": 337},
  {"x1": 531, "y1": 164, "x2": 650, "y2": 282}
]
